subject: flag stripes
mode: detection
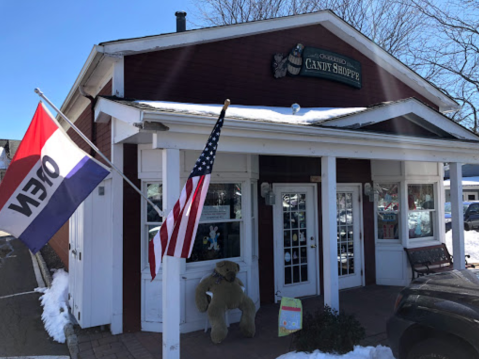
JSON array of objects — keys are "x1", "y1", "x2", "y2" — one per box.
[{"x1": 149, "y1": 106, "x2": 227, "y2": 280}]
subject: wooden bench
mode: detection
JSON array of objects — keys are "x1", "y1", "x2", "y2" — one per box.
[{"x1": 404, "y1": 244, "x2": 475, "y2": 280}]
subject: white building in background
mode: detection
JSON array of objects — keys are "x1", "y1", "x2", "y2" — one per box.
[{"x1": 0, "y1": 140, "x2": 20, "y2": 182}]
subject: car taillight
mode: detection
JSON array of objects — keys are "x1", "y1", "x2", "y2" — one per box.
[{"x1": 394, "y1": 293, "x2": 403, "y2": 312}]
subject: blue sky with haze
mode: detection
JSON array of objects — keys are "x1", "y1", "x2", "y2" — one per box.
[{"x1": 0, "y1": 0, "x2": 197, "y2": 140}]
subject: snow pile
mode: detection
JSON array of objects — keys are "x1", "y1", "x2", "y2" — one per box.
[
  {"x1": 445, "y1": 229, "x2": 479, "y2": 263},
  {"x1": 136, "y1": 101, "x2": 367, "y2": 125},
  {"x1": 277, "y1": 346, "x2": 395, "y2": 359},
  {"x1": 35, "y1": 269, "x2": 71, "y2": 343}
]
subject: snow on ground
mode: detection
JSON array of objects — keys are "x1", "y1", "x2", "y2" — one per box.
[
  {"x1": 35, "y1": 269, "x2": 71, "y2": 343},
  {"x1": 136, "y1": 101, "x2": 367, "y2": 125},
  {"x1": 276, "y1": 346, "x2": 395, "y2": 359},
  {"x1": 445, "y1": 229, "x2": 479, "y2": 263}
]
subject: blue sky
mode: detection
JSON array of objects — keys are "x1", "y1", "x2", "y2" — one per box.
[{"x1": 0, "y1": 0, "x2": 199, "y2": 140}]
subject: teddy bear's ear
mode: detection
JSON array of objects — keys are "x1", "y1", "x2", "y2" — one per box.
[
  {"x1": 210, "y1": 225, "x2": 213, "y2": 231},
  {"x1": 217, "y1": 261, "x2": 226, "y2": 267}
]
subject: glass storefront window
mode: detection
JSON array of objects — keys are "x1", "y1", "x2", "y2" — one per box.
[
  {"x1": 147, "y1": 183, "x2": 162, "y2": 223},
  {"x1": 187, "y1": 183, "x2": 242, "y2": 263},
  {"x1": 408, "y1": 184, "x2": 435, "y2": 239},
  {"x1": 377, "y1": 183, "x2": 399, "y2": 240}
]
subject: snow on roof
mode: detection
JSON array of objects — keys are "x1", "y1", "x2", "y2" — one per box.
[
  {"x1": 444, "y1": 176, "x2": 479, "y2": 187},
  {"x1": 135, "y1": 101, "x2": 367, "y2": 125}
]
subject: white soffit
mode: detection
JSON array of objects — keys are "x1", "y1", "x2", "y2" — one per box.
[
  {"x1": 99, "y1": 11, "x2": 458, "y2": 112},
  {"x1": 321, "y1": 98, "x2": 479, "y2": 141}
]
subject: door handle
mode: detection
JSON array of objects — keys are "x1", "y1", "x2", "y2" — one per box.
[
  {"x1": 311, "y1": 244, "x2": 317, "y2": 248},
  {"x1": 71, "y1": 249, "x2": 77, "y2": 256}
]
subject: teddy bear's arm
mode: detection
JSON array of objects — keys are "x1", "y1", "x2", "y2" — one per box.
[
  {"x1": 236, "y1": 278, "x2": 245, "y2": 288},
  {"x1": 195, "y1": 278, "x2": 212, "y2": 312}
]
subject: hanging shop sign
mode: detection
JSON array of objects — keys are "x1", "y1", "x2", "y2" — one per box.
[{"x1": 272, "y1": 44, "x2": 362, "y2": 89}]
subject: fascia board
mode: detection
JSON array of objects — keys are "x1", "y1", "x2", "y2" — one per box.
[
  {"x1": 142, "y1": 111, "x2": 479, "y2": 153},
  {"x1": 101, "y1": 11, "x2": 331, "y2": 55},
  {"x1": 94, "y1": 98, "x2": 142, "y2": 124},
  {"x1": 322, "y1": 99, "x2": 478, "y2": 141},
  {"x1": 319, "y1": 17, "x2": 458, "y2": 111},
  {"x1": 59, "y1": 46, "x2": 102, "y2": 118}
]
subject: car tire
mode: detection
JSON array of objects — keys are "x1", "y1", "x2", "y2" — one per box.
[
  {"x1": 465, "y1": 223, "x2": 470, "y2": 231},
  {"x1": 407, "y1": 337, "x2": 478, "y2": 359}
]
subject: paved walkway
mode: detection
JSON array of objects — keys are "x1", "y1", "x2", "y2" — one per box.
[
  {"x1": 76, "y1": 285, "x2": 401, "y2": 359},
  {"x1": 0, "y1": 235, "x2": 69, "y2": 358}
]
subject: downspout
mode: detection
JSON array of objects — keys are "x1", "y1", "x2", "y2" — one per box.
[{"x1": 79, "y1": 86, "x2": 97, "y2": 157}]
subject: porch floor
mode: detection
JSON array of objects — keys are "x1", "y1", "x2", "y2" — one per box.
[{"x1": 76, "y1": 285, "x2": 401, "y2": 359}]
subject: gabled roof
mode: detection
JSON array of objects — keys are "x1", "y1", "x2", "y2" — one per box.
[
  {"x1": 62, "y1": 10, "x2": 459, "y2": 121},
  {"x1": 100, "y1": 11, "x2": 457, "y2": 111},
  {"x1": 94, "y1": 96, "x2": 479, "y2": 142}
]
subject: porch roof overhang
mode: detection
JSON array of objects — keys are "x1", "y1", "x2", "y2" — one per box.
[{"x1": 94, "y1": 96, "x2": 479, "y2": 164}]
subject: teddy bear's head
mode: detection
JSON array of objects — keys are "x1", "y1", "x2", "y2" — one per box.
[{"x1": 215, "y1": 260, "x2": 240, "y2": 282}]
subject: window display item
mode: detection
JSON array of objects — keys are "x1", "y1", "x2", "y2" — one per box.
[{"x1": 195, "y1": 261, "x2": 256, "y2": 343}]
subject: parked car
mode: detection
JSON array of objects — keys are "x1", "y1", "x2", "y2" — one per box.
[
  {"x1": 444, "y1": 201, "x2": 479, "y2": 231},
  {"x1": 387, "y1": 269, "x2": 479, "y2": 359}
]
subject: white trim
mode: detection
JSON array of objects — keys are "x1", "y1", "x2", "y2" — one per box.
[
  {"x1": 98, "y1": 11, "x2": 455, "y2": 111},
  {"x1": 272, "y1": 183, "x2": 320, "y2": 301},
  {"x1": 322, "y1": 98, "x2": 477, "y2": 141},
  {"x1": 94, "y1": 98, "x2": 479, "y2": 163},
  {"x1": 110, "y1": 123, "x2": 123, "y2": 335}
]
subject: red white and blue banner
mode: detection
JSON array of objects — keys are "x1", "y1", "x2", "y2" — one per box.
[{"x1": 0, "y1": 103, "x2": 109, "y2": 253}]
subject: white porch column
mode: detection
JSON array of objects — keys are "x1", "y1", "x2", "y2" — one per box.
[
  {"x1": 321, "y1": 156, "x2": 339, "y2": 311},
  {"x1": 450, "y1": 162, "x2": 465, "y2": 270},
  {"x1": 162, "y1": 149, "x2": 182, "y2": 359}
]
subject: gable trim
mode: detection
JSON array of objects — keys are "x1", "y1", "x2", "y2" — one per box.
[{"x1": 321, "y1": 98, "x2": 478, "y2": 141}]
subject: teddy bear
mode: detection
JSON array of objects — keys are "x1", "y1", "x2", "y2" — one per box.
[{"x1": 195, "y1": 260, "x2": 256, "y2": 343}]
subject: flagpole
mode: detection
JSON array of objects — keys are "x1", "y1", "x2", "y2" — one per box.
[{"x1": 34, "y1": 88, "x2": 164, "y2": 218}]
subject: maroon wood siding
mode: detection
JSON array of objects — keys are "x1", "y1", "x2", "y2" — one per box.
[
  {"x1": 362, "y1": 116, "x2": 454, "y2": 139},
  {"x1": 49, "y1": 80, "x2": 112, "y2": 270},
  {"x1": 49, "y1": 222, "x2": 69, "y2": 268},
  {"x1": 122, "y1": 144, "x2": 141, "y2": 332},
  {"x1": 125, "y1": 24, "x2": 436, "y2": 110},
  {"x1": 258, "y1": 156, "x2": 374, "y2": 304}
]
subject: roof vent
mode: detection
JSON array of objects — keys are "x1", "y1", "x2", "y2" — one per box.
[{"x1": 175, "y1": 11, "x2": 187, "y2": 32}]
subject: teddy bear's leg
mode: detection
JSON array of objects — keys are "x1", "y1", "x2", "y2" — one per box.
[
  {"x1": 207, "y1": 302, "x2": 228, "y2": 344},
  {"x1": 238, "y1": 296, "x2": 256, "y2": 338}
]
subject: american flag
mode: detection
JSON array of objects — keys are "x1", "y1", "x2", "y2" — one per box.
[{"x1": 149, "y1": 101, "x2": 229, "y2": 280}]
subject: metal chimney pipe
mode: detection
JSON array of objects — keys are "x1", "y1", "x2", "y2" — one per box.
[{"x1": 175, "y1": 11, "x2": 187, "y2": 32}]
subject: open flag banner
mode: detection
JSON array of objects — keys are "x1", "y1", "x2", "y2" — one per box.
[
  {"x1": 0, "y1": 103, "x2": 110, "y2": 253},
  {"x1": 149, "y1": 105, "x2": 227, "y2": 280}
]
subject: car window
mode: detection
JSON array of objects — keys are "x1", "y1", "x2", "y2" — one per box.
[
  {"x1": 469, "y1": 204, "x2": 479, "y2": 213},
  {"x1": 445, "y1": 202, "x2": 451, "y2": 214}
]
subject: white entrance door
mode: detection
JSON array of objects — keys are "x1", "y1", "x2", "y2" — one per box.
[
  {"x1": 337, "y1": 185, "x2": 363, "y2": 289},
  {"x1": 273, "y1": 184, "x2": 319, "y2": 301}
]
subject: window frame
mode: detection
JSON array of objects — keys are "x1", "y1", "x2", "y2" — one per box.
[
  {"x1": 186, "y1": 181, "x2": 245, "y2": 269},
  {"x1": 406, "y1": 181, "x2": 438, "y2": 242},
  {"x1": 374, "y1": 182, "x2": 401, "y2": 244},
  {"x1": 141, "y1": 179, "x2": 250, "y2": 273}
]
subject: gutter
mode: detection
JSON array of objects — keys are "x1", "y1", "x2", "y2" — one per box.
[{"x1": 57, "y1": 45, "x2": 105, "y2": 122}]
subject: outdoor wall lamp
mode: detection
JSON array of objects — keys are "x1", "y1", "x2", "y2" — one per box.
[
  {"x1": 364, "y1": 182, "x2": 381, "y2": 202},
  {"x1": 261, "y1": 182, "x2": 276, "y2": 205}
]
